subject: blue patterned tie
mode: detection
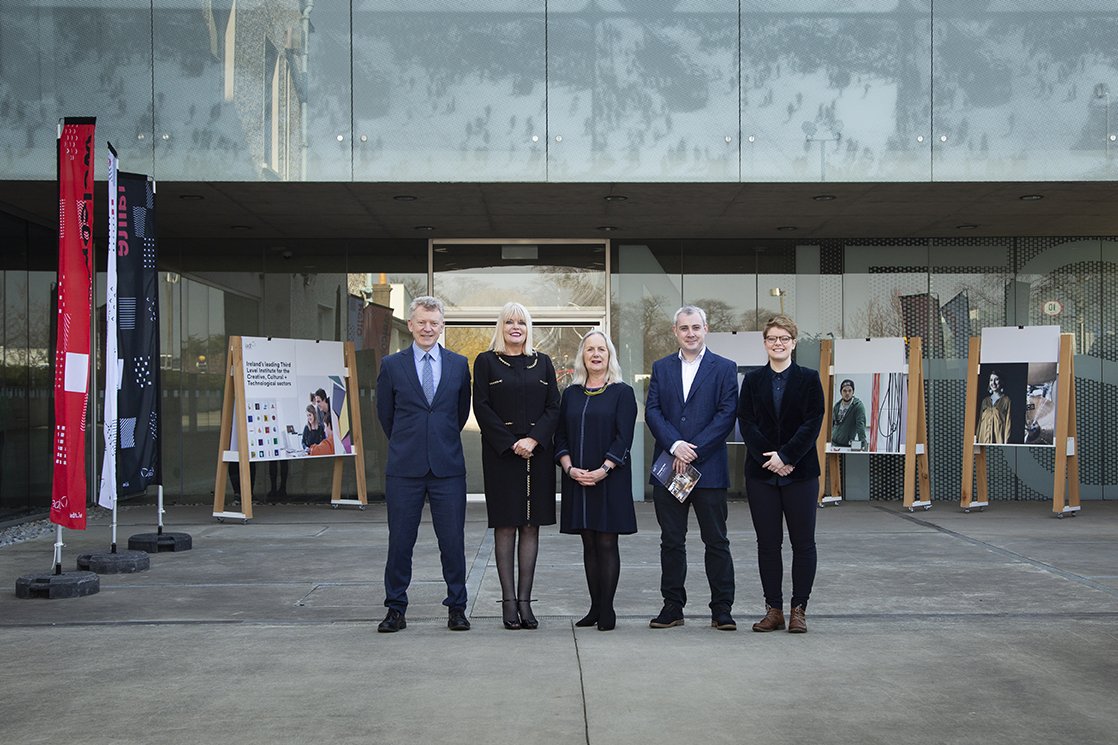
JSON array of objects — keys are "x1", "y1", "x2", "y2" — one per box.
[{"x1": 421, "y1": 352, "x2": 435, "y2": 405}]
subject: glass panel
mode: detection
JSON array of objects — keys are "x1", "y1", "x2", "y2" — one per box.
[
  {"x1": 446, "y1": 323, "x2": 593, "y2": 494},
  {"x1": 304, "y1": 1, "x2": 354, "y2": 180},
  {"x1": 432, "y1": 242, "x2": 606, "y2": 313},
  {"x1": 548, "y1": 0, "x2": 739, "y2": 181},
  {"x1": 154, "y1": 0, "x2": 327, "y2": 180},
  {"x1": 614, "y1": 240, "x2": 681, "y2": 498},
  {"x1": 1101, "y1": 239, "x2": 1118, "y2": 499},
  {"x1": 0, "y1": 1, "x2": 155, "y2": 179},
  {"x1": 932, "y1": 1, "x2": 1118, "y2": 180},
  {"x1": 347, "y1": 240, "x2": 429, "y2": 499},
  {"x1": 353, "y1": 0, "x2": 547, "y2": 181},
  {"x1": 742, "y1": 0, "x2": 932, "y2": 182}
]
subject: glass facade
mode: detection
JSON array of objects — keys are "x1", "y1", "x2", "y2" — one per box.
[
  {"x1": 3, "y1": 1, "x2": 1118, "y2": 518},
  {"x1": 3, "y1": 2, "x2": 1118, "y2": 182}
]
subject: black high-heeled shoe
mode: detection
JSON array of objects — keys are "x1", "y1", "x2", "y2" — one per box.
[
  {"x1": 574, "y1": 609, "x2": 599, "y2": 628},
  {"x1": 517, "y1": 599, "x2": 539, "y2": 630},
  {"x1": 501, "y1": 598, "x2": 521, "y2": 630}
]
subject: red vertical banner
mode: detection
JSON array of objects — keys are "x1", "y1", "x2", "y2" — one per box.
[{"x1": 52, "y1": 117, "x2": 96, "y2": 530}]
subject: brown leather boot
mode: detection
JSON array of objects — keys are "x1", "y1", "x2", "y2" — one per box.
[
  {"x1": 751, "y1": 605, "x2": 785, "y2": 632},
  {"x1": 788, "y1": 605, "x2": 807, "y2": 633}
]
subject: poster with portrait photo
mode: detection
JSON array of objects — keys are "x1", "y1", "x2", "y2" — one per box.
[
  {"x1": 974, "y1": 363, "x2": 1028, "y2": 446},
  {"x1": 233, "y1": 337, "x2": 353, "y2": 462},
  {"x1": 828, "y1": 338, "x2": 908, "y2": 454},
  {"x1": 977, "y1": 326, "x2": 1061, "y2": 447}
]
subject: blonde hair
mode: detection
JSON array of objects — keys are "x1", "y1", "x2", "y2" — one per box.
[
  {"x1": 572, "y1": 329, "x2": 623, "y2": 386},
  {"x1": 489, "y1": 302, "x2": 534, "y2": 354}
]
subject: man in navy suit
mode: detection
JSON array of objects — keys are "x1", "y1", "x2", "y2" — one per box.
[
  {"x1": 645, "y1": 305, "x2": 739, "y2": 630},
  {"x1": 375, "y1": 296, "x2": 472, "y2": 633}
]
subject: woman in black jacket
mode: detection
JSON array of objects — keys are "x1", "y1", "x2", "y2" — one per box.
[{"x1": 737, "y1": 314, "x2": 824, "y2": 634}]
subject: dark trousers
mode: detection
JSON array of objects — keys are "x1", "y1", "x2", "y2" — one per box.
[
  {"x1": 746, "y1": 477, "x2": 819, "y2": 610},
  {"x1": 652, "y1": 485, "x2": 734, "y2": 611},
  {"x1": 384, "y1": 473, "x2": 468, "y2": 612}
]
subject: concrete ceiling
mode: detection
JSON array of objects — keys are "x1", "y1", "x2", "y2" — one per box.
[{"x1": 2, "y1": 180, "x2": 1117, "y2": 251}]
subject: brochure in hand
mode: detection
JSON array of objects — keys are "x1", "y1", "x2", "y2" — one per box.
[{"x1": 650, "y1": 451, "x2": 701, "y2": 503}]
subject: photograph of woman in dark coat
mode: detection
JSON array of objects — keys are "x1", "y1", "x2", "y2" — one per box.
[
  {"x1": 555, "y1": 330, "x2": 638, "y2": 631},
  {"x1": 473, "y1": 302, "x2": 560, "y2": 629}
]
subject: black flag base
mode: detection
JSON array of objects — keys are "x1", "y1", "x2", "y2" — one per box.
[
  {"x1": 16, "y1": 571, "x2": 100, "y2": 599},
  {"x1": 128, "y1": 531, "x2": 192, "y2": 553},
  {"x1": 76, "y1": 549, "x2": 151, "y2": 573}
]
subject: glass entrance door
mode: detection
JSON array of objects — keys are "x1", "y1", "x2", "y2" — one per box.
[{"x1": 444, "y1": 322, "x2": 600, "y2": 495}]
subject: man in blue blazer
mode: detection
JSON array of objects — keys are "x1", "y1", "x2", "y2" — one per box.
[
  {"x1": 375, "y1": 296, "x2": 472, "y2": 633},
  {"x1": 645, "y1": 305, "x2": 739, "y2": 630}
]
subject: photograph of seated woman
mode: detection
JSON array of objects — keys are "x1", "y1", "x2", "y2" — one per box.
[
  {"x1": 555, "y1": 330, "x2": 638, "y2": 631},
  {"x1": 302, "y1": 403, "x2": 325, "y2": 452},
  {"x1": 830, "y1": 379, "x2": 867, "y2": 450},
  {"x1": 309, "y1": 417, "x2": 335, "y2": 457},
  {"x1": 978, "y1": 371, "x2": 1012, "y2": 444}
]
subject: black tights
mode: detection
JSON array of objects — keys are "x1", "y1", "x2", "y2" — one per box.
[
  {"x1": 494, "y1": 525, "x2": 540, "y2": 621},
  {"x1": 579, "y1": 530, "x2": 620, "y2": 625}
]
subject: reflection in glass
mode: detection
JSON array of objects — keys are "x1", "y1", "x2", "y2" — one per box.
[
  {"x1": 742, "y1": 0, "x2": 932, "y2": 182},
  {"x1": 353, "y1": 0, "x2": 547, "y2": 180},
  {"x1": 433, "y1": 243, "x2": 606, "y2": 312},
  {"x1": 549, "y1": 0, "x2": 739, "y2": 180}
]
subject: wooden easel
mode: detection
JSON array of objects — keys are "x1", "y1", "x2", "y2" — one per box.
[
  {"x1": 960, "y1": 332, "x2": 1079, "y2": 517},
  {"x1": 902, "y1": 337, "x2": 931, "y2": 512},
  {"x1": 817, "y1": 337, "x2": 931, "y2": 510},
  {"x1": 817, "y1": 339, "x2": 840, "y2": 506},
  {"x1": 212, "y1": 337, "x2": 368, "y2": 523}
]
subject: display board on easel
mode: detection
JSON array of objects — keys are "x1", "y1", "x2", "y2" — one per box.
[
  {"x1": 212, "y1": 336, "x2": 368, "y2": 522},
  {"x1": 818, "y1": 337, "x2": 931, "y2": 510},
  {"x1": 960, "y1": 326, "x2": 1079, "y2": 517}
]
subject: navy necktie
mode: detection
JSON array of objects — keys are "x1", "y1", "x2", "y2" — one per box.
[{"x1": 421, "y1": 353, "x2": 435, "y2": 405}]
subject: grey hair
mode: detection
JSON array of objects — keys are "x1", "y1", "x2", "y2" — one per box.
[
  {"x1": 673, "y1": 305, "x2": 708, "y2": 326},
  {"x1": 571, "y1": 329, "x2": 623, "y2": 386},
  {"x1": 408, "y1": 295, "x2": 445, "y2": 318}
]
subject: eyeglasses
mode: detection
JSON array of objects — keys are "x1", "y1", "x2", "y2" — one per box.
[{"x1": 764, "y1": 335, "x2": 794, "y2": 345}]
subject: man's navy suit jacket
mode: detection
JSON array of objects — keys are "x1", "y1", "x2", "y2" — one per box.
[
  {"x1": 645, "y1": 349, "x2": 739, "y2": 490},
  {"x1": 375, "y1": 344, "x2": 471, "y2": 478}
]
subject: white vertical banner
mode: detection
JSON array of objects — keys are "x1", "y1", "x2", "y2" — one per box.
[{"x1": 97, "y1": 144, "x2": 120, "y2": 509}]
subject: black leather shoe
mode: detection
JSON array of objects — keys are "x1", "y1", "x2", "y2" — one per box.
[
  {"x1": 649, "y1": 604, "x2": 684, "y2": 628},
  {"x1": 711, "y1": 607, "x2": 737, "y2": 631},
  {"x1": 377, "y1": 608, "x2": 406, "y2": 633},
  {"x1": 448, "y1": 607, "x2": 471, "y2": 631}
]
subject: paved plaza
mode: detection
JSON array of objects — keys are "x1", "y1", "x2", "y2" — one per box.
[{"x1": 1, "y1": 499, "x2": 1116, "y2": 745}]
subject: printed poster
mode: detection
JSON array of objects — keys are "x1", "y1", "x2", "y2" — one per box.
[
  {"x1": 232, "y1": 337, "x2": 354, "y2": 462},
  {"x1": 975, "y1": 326, "x2": 1060, "y2": 447},
  {"x1": 828, "y1": 338, "x2": 908, "y2": 454}
]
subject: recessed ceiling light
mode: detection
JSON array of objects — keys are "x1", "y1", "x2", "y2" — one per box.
[
  {"x1": 603, "y1": 195, "x2": 628, "y2": 202},
  {"x1": 776, "y1": 225, "x2": 797, "y2": 231},
  {"x1": 956, "y1": 224, "x2": 978, "y2": 230},
  {"x1": 179, "y1": 194, "x2": 204, "y2": 201},
  {"x1": 393, "y1": 195, "x2": 418, "y2": 201},
  {"x1": 1019, "y1": 194, "x2": 1044, "y2": 201},
  {"x1": 812, "y1": 194, "x2": 836, "y2": 201},
  {"x1": 596, "y1": 225, "x2": 619, "y2": 232},
  {"x1": 230, "y1": 225, "x2": 251, "y2": 231},
  {"x1": 414, "y1": 225, "x2": 435, "y2": 231}
]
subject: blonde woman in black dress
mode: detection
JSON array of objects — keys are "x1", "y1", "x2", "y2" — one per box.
[{"x1": 473, "y1": 302, "x2": 560, "y2": 629}]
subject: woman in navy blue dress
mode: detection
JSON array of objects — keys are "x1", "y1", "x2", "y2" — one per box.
[{"x1": 556, "y1": 330, "x2": 638, "y2": 631}]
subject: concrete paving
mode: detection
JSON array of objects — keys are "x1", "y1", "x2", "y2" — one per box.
[{"x1": 1, "y1": 499, "x2": 1116, "y2": 745}]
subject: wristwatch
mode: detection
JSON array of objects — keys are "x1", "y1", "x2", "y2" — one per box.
[{"x1": 601, "y1": 463, "x2": 613, "y2": 474}]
